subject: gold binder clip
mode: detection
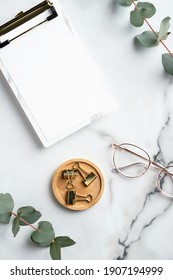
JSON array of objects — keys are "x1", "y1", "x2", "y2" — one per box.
[
  {"x1": 73, "y1": 162, "x2": 97, "y2": 187},
  {"x1": 66, "y1": 190, "x2": 93, "y2": 205},
  {"x1": 62, "y1": 169, "x2": 78, "y2": 179},
  {"x1": 0, "y1": 1, "x2": 58, "y2": 48},
  {"x1": 62, "y1": 169, "x2": 78, "y2": 190},
  {"x1": 84, "y1": 172, "x2": 97, "y2": 186},
  {"x1": 15, "y1": 12, "x2": 24, "y2": 18}
]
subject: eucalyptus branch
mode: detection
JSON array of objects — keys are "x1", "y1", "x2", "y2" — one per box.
[
  {"x1": 0, "y1": 193, "x2": 75, "y2": 260},
  {"x1": 11, "y1": 211, "x2": 41, "y2": 233},
  {"x1": 117, "y1": 0, "x2": 173, "y2": 75},
  {"x1": 131, "y1": 0, "x2": 173, "y2": 57}
]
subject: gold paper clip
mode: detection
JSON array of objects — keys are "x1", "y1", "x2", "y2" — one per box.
[
  {"x1": 0, "y1": 1, "x2": 58, "y2": 48},
  {"x1": 66, "y1": 190, "x2": 93, "y2": 205}
]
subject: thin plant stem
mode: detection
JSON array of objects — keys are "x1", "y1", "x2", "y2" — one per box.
[
  {"x1": 131, "y1": 0, "x2": 173, "y2": 57},
  {"x1": 11, "y1": 211, "x2": 40, "y2": 231}
]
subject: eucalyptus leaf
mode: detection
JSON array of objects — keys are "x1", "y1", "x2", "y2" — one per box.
[
  {"x1": 136, "y1": 31, "x2": 158, "y2": 47},
  {"x1": 54, "y1": 236, "x2": 76, "y2": 248},
  {"x1": 0, "y1": 193, "x2": 14, "y2": 223},
  {"x1": 161, "y1": 32, "x2": 171, "y2": 41},
  {"x1": 31, "y1": 221, "x2": 55, "y2": 247},
  {"x1": 17, "y1": 206, "x2": 41, "y2": 226},
  {"x1": 117, "y1": 0, "x2": 132, "y2": 7},
  {"x1": 162, "y1": 53, "x2": 173, "y2": 75},
  {"x1": 50, "y1": 236, "x2": 75, "y2": 260},
  {"x1": 12, "y1": 217, "x2": 20, "y2": 237},
  {"x1": 50, "y1": 242, "x2": 61, "y2": 260},
  {"x1": 130, "y1": 9, "x2": 144, "y2": 27},
  {"x1": 137, "y1": 2, "x2": 156, "y2": 18},
  {"x1": 0, "y1": 214, "x2": 12, "y2": 224},
  {"x1": 136, "y1": 30, "x2": 171, "y2": 47},
  {"x1": 157, "y1": 17, "x2": 171, "y2": 43}
]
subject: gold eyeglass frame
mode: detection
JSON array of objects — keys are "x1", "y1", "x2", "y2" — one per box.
[{"x1": 112, "y1": 142, "x2": 173, "y2": 199}]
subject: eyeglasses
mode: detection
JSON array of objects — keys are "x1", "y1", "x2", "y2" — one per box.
[{"x1": 112, "y1": 142, "x2": 173, "y2": 199}]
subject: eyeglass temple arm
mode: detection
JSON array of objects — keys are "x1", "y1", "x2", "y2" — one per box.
[{"x1": 112, "y1": 143, "x2": 171, "y2": 174}]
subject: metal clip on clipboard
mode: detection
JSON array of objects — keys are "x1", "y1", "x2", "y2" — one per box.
[{"x1": 0, "y1": 0, "x2": 58, "y2": 48}]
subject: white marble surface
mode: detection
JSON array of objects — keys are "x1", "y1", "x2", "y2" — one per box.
[{"x1": 1, "y1": 0, "x2": 173, "y2": 260}]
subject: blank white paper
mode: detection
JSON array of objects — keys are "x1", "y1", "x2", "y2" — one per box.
[{"x1": 0, "y1": 0, "x2": 116, "y2": 146}]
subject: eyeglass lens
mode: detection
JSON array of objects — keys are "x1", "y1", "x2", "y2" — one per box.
[{"x1": 113, "y1": 143, "x2": 150, "y2": 178}]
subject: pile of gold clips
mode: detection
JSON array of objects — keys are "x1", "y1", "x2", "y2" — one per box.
[{"x1": 62, "y1": 162, "x2": 97, "y2": 205}]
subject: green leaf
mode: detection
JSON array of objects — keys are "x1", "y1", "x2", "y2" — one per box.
[
  {"x1": 137, "y1": 2, "x2": 156, "y2": 18},
  {"x1": 117, "y1": 0, "x2": 132, "y2": 7},
  {"x1": 54, "y1": 236, "x2": 76, "y2": 248},
  {"x1": 50, "y1": 237, "x2": 75, "y2": 260},
  {"x1": 157, "y1": 17, "x2": 171, "y2": 43},
  {"x1": 162, "y1": 53, "x2": 173, "y2": 75},
  {"x1": 161, "y1": 32, "x2": 171, "y2": 40},
  {"x1": 136, "y1": 30, "x2": 170, "y2": 47},
  {"x1": 130, "y1": 9, "x2": 144, "y2": 27},
  {"x1": 130, "y1": 2, "x2": 156, "y2": 27},
  {"x1": 0, "y1": 214, "x2": 11, "y2": 224},
  {"x1": 31, "y1": 221, "x2": 55, "y2": 247},
  {"x1": 136, "y1": 31, "x2": 158, "y2": 47},
  {"x1": 12, "y1": 217, "x2": 20, "y2": 237},
  {"x1": 0, "y1": 193, "x2": 14, "y2": 224},
  {"x1": 50, "y1": 242, "x2": 61, "y2": 260},
  {"x1": 0, "y1": 193, "x2": 14, "y2": 214},
  {"x1": 17, "y1": 206, "x2": 41, "y2": 226}
]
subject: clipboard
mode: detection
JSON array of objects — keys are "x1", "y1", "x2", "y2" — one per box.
[{"x1": 0, "y1": 0, "x2": 116, "y2": 147}]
